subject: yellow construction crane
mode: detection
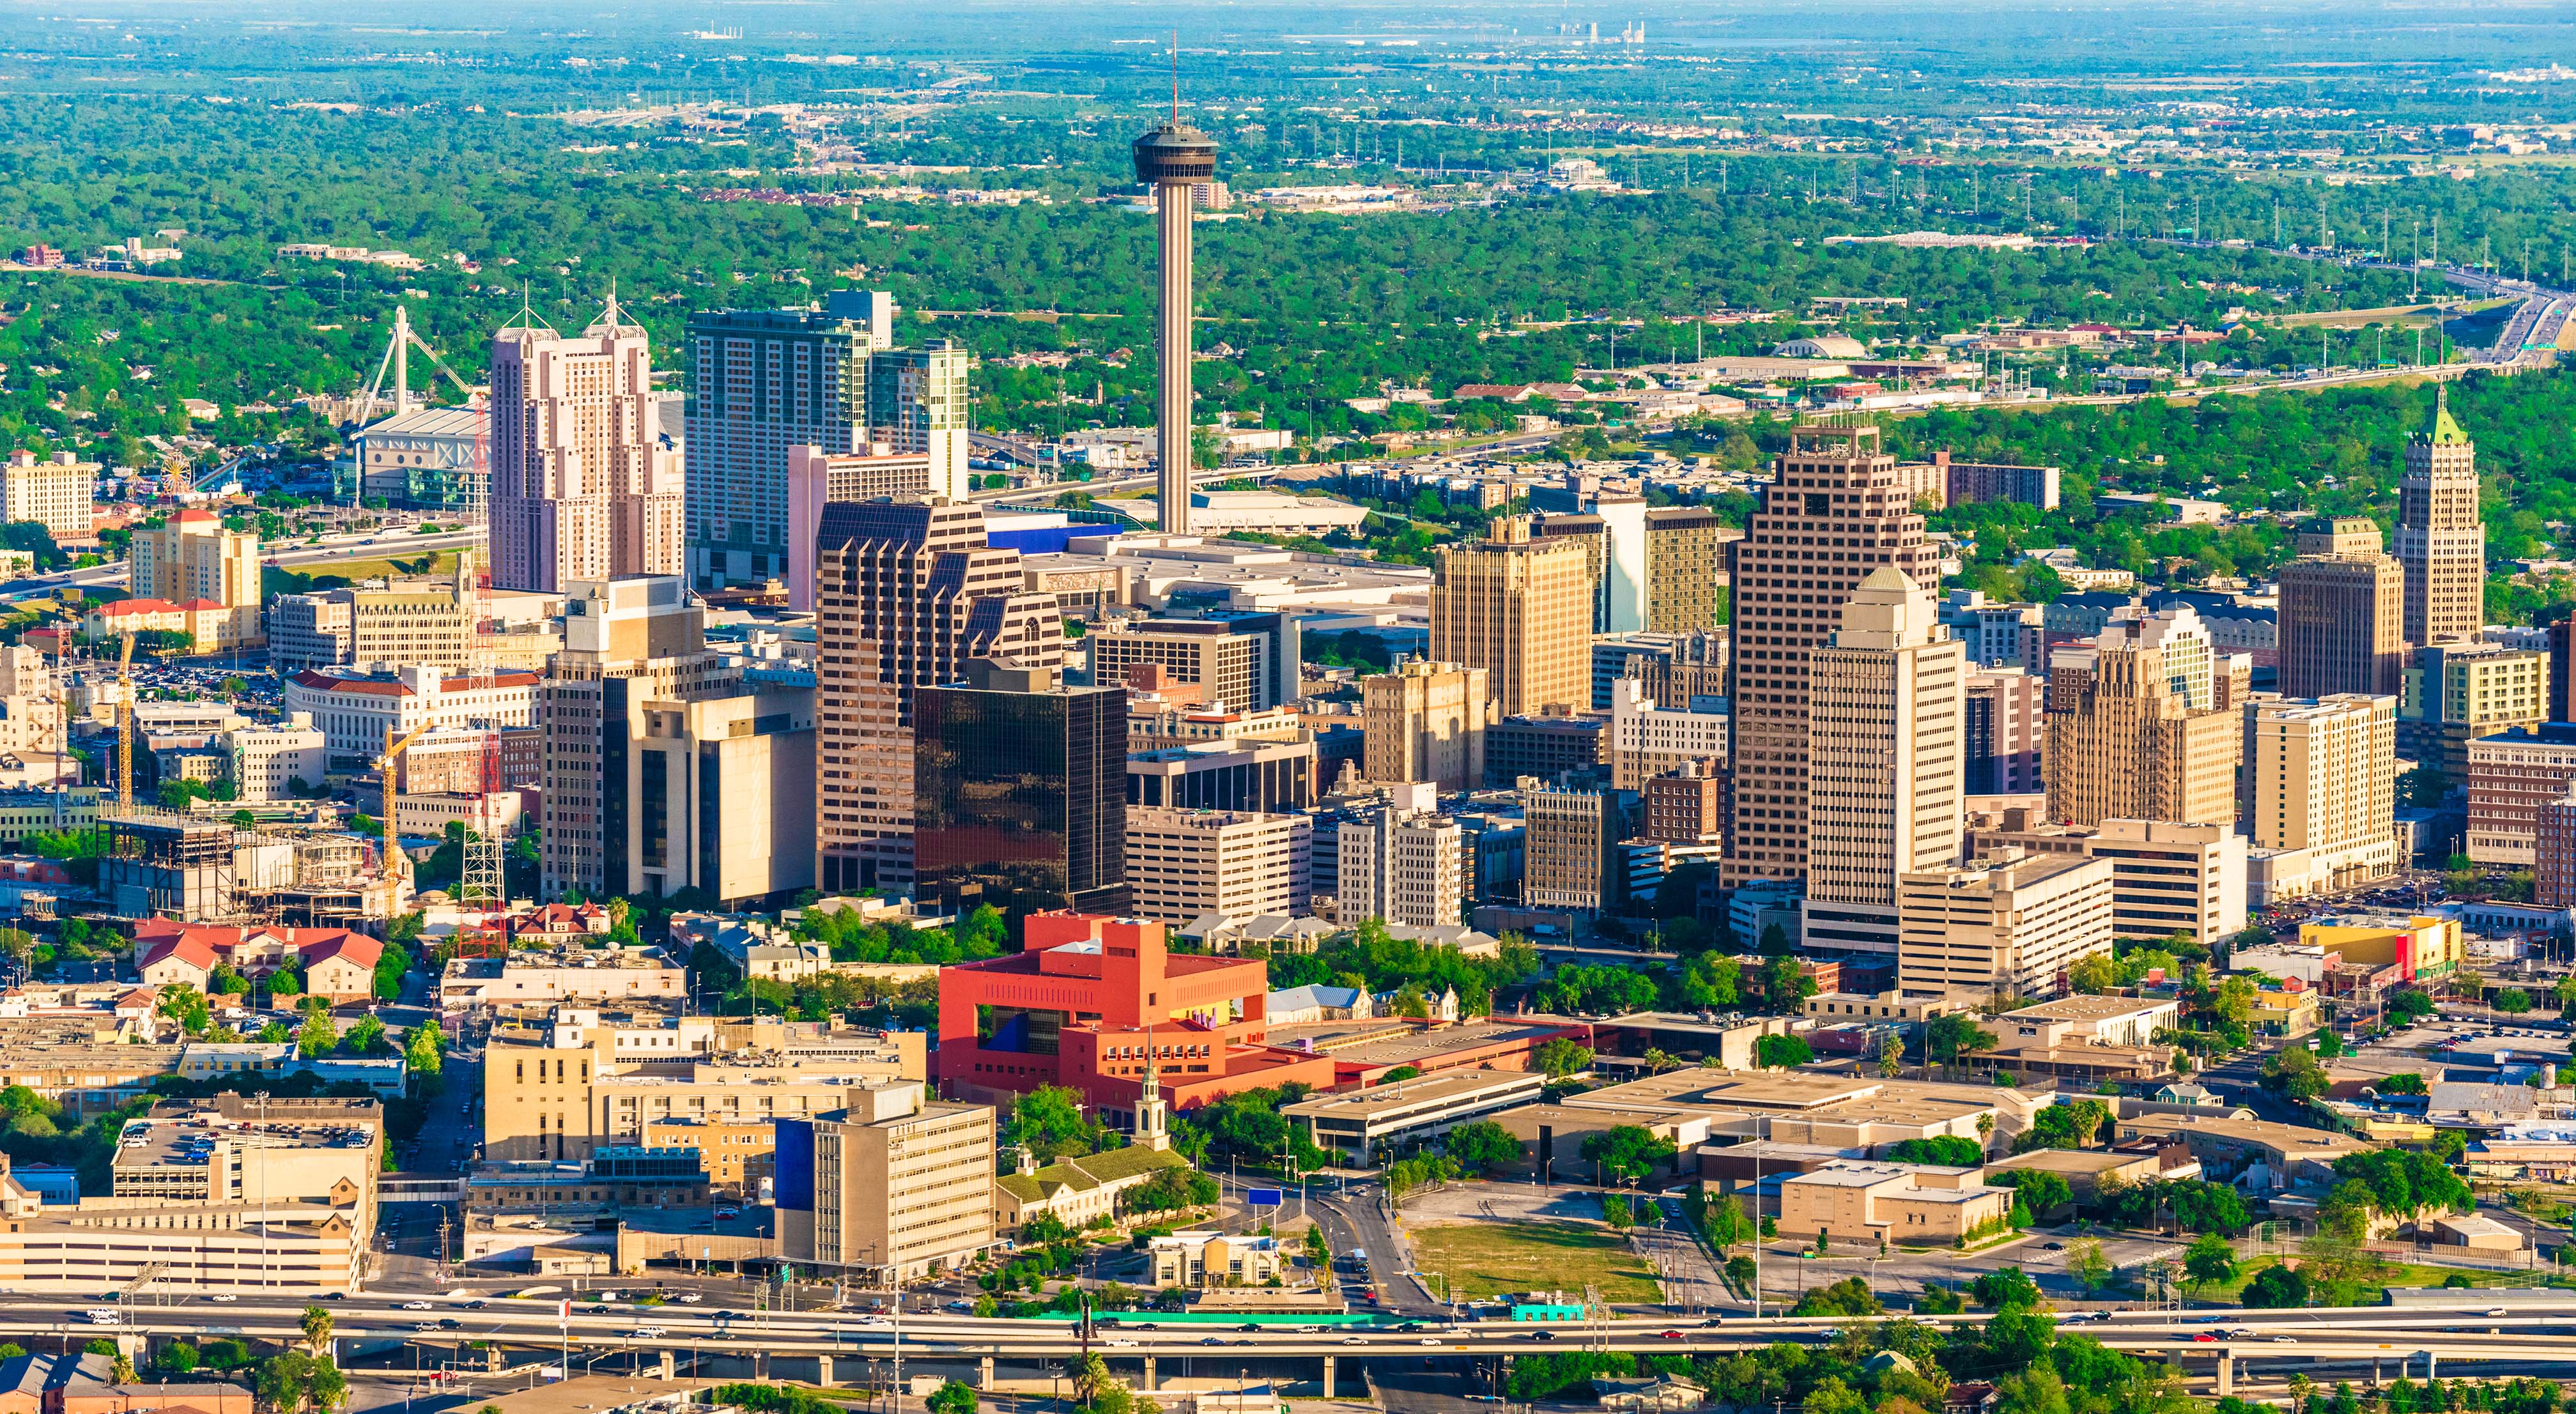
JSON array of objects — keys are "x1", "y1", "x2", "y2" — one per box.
[
  {"x1": 374, "y1": 722, "x2": 434, "y2": 910},
  {"x1": 114, "y1": 633, "x2": 135, "y2": 812}
]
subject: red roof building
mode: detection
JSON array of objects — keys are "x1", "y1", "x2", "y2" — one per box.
[
  {"x1": 134, "y1": 919, "x2": 384, "y2": 1001},
  {"x1": 934, "y1": 911, "x2": 1333, "y2": 1124}
]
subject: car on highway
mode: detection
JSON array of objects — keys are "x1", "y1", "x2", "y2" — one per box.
[
  {"x1": 1198, "y1": 1337, "x2": 1225, "y2": 1347},
  {"x1": 1418, "y1": 1337, "x2": 1440, "y2": 1346},
  {"x1": 1106, "y1": 1339, "x2": 1138, "y2": 1348},
  {"x1": 1529, "y1": 1330, "x2": 1555, "y2": 1342},
  {"x1": 438, "y1": 1319, "x2": 463, "y2": 1330},
  {"x1": 2192, "y1": 1333, "x2": 2219, "y2": 1343},
  {"x1": 1238, "y1": 1323, "x2": 1262, "y2": 1332},
  {"x1": 206, "y1": 1294, "x2": 238, "y2": 1303},
  {"x1": 403, "y1": 1300, "x2": 433, "y2": 1310},
  {"x1": 677, "y1": 1294, "x2": 702, "y2": 1304},
  {"x1": 1658, "y1": 1330, "x2": 1685, "y2": 1341},
  {"x1": 633, "y1": 1326, "x2": 667, "y2": 1339},
  {"x1": 1341, "y1": 1337, "x2": 1365, "y2": 1346},
  {"x1": 2273, "y1": 1336, "x2": 2297, "y2": 1344}
]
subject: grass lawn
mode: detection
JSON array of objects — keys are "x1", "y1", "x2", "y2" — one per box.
[
  {"x1": 2196, "y1": 1253, "x2": 2568, "y2": 1307},
  {"x1": 1409, "y1": 1220, "x2": 1661, "y2": 1303}
]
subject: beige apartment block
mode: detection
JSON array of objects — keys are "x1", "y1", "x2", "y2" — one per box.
[
  {"x1": 1897, "y1": 851, "x2": 2116, "y2": 1001},
  {"x1": 132, "y1": 509, "x2": 261, "y2": 610},
  {"x1": 2044, "y1": 611, "x2": 2241, "y2": 830},
  {"x1": 482, "y1": 1006, "x2": 925, "y2": 1162},
  {"x1": 783, "y1": 1079, "x2": 996, "y2": 1279},
  {"x1": 1801, "y1": 566, "x2": 1964, "y2": 956},
  {"x1": 642, "y1": 1116, "x2": 778, "y2": 1192},
  {"x1": 1430, "y1": 516, "x2": 1593, "y2": 718},
  {"x1": 438, "y1": 942, "x2": 689, "y2": 1010},
  {"x1": 2277, "y1": 518, "x2": 2405, "y2": 700},
  {"x1": 1962, "y1": 811, "x2": 2247, "y2": 948},
  {"x1": 1363, "y1": 659, "x2": 1490, "y2": 791},
  {"x1": 2396, "y1": 388, "x2": 2485, "y2": 647},
  {"x1": 541, "y1": 576, "x2": 740, "y2": 900},
  {"x1": 1123, "y1": 807, "x2": 1313, "y2": 924},
  {"x1": 1336, "y1": 785, "x2": 1463, "y2": 928},
  {"x1": 267, "y1": 580, "x2": 478, "y2": 674},
  {"x1": 1093, "y1": 618, "x2": 1287, "y2": 715},
  {"x1": 1608, "y1": 679, "x2": 1732, "y2": 792},
  {"x1": 2247, "y1": 693, "x2": 2400, "y2": 893},
  {"x1": 1724, "y1": 424, "x2": 1941, "y2": 888},
  {"x1": 1775, "y1": 1161, "x2": 2014, "y2": 1247},
  {"x1": 0, "y1": 450, "x2": 96, "y2": 542}
]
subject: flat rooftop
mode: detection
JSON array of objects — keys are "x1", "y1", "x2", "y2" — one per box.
[
  {"x1": 112, "y1": 1110, "x2": 376, "y2": 1174},
  {"x1": 1280, "y1": 1070, "x2": 1543, "y2": 1122},
  {"x1": 1982, "y1": 1148, "x2": 2152, "y2": 1176},
  {"x1": 1306, "y1": 1021, "x2": 1570, "y2": 1070},
  {"x1": 2000, "y1": 995, "x2": 2176, "y2": 1023}
]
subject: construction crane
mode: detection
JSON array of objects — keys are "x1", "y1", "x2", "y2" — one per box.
[
  {"x1": 114, "y1": 633, "x2": 135, "y2": 812},
  {"x1": 374, "y1": 722, "x2": 435, "y2": 916}
]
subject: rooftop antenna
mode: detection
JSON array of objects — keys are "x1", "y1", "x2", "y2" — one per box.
[{"x1": 1171, "y1": 29, "x2": 1180, "y2": 122}]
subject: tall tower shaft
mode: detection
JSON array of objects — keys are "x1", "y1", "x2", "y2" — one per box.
[{"x1": 1134, "y1": 121, "x2": 1216, "y2": 535}]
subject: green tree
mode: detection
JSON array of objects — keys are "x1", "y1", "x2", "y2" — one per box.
[
  {"x1": 299, "y1": 1305, "x2": 333, "y2": 1355},
  {"x1": 296, "y1": 1011, "x2": 337, "y2": 1059},
  {"x1": 2012, "y1": 1100, "x2": 2110, "y2": 1153},
  {"x1": 928, "y1": 1381, "x2": 978, "y2": 1414},
  {"x1": 1992, "y1": 1166, "x2": 2073, "y2": 1218},
  {"x1": 2067, "y1": 953, "x2": 2118, "y2": 995},
  {"x1": 1444, "y1": 1119, "x2": 1523, "y2": 1174},
  {"x1": 1754, "y1": 1033, "x2": 1814, "y2": 1069},
  {"x1": 1927, "y1": 1012, "x2": 1999, "y2": 1067},
  {"x1": 1886, "y1": 1135, "x2": 1986, "y2": 1166},
  {"x1": 1971, "y1": 1265, "x2": 2042, "y2": 1310},
  {"x1": 1579, "y1": 1125, "x2": 1676, "y2": 1185},
  {"x1": 404, "y1": 1022, "x2": 444, "y2": 1079},
  {"x1": 1002, "y1": 1086, "x2": 1116, "y2": 1162},
  {"x1": 2240, "y1": 1262, "x2": 2310, "y2": 1309},
  {"x1": 2262, "y1": 1045, "x2": 2331, "y2": 1102},
  {"x1": 2184, "y1": 1233, "x2": 2239, "y2": 1291},
  {"x1": 1533, "y1": 1036, "x2": 1594, "y2": 1078},
  {"x1": 2064, "y1": 1238, "x2": 2111, "y2": 1295}
]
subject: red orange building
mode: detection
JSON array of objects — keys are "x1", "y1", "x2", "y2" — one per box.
[{"x1": 934, "y1": 911, "x2": 1333, "y2": 1124}]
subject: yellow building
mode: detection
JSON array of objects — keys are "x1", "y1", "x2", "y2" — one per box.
[
  {"x1": 642, "y1": 1116, "x2": 777, "y2": 1194},
  {"x1": 1430, "y1": 516, "x2": 1593, "y2": 718},
  {"x1": 2248, "y1": 987, "x2": 2321, "y2": 1037},
  {"x1": 2299, "y1": 914, "x2": 2465, "y2": 983}
]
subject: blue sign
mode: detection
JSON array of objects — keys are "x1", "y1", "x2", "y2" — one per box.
[{"x1": 1247, "y1": 1187, "x2": 1285, "y2": 1208}]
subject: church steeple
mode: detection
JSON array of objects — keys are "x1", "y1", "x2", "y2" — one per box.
[{"x1": 1135, "y1": 1027, "x2": 1170, "y2": 1151}]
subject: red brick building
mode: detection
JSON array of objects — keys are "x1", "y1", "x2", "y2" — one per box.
[{"x1": 934, "y1": 912, "x2": 1333, "y2": 1125}]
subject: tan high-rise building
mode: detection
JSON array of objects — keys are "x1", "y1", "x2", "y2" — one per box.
[
  {"x1": 1336, "y1": 783, "x2": 1463, "y2": 928},
  {"x1": 1801, "y1": 567, "x2": 1966, "y2": 956},
  {"x1": 813, "y1": 498, "x2": 1062, "y2": 894},
  {"x1": 1644, "y1": 506, "x2": 1734, "y2": 633},
  {"x1": 2278, "y1": 518, "x2": 2405, "y2": 700},
  {"x1": 540, "y1": 576, "x2": 739, "y2": 900},
  {"x1": 1724, "y1": 423, "x2": 1941, "y2": 887},
  {"x1": 0, "y1": 449, "x2": 96, "y2": 542},
  {"x1": 130, "y1": 507, "x2": 263, "y2": 647},
  {"x1": 778, "y1": 1079, "x2": 996, "y2": 1280},
  {"x1": 1897, "y1": 850, "x2": 2116, "y2": 1001},
  {"x1": 2402, "y1": 640, "x2": 2550, "y2": 781},
  {"x1": 132, "y1": 509, "x2": 259, "y2": 608},
  {"x1": 1123, "y1": 807, "x2": 1312, "y2": 923},
  {"x1": 2043, "y1": 608, "x2": 2241, "y2": 831},
  {"x1": 2248, "y1": 693, "x2": 2400, "y2": 893},
  {"x1": 1430, "y1": 516, "x2": 1593, "y2": 718},
  {"x1": 1362, "y1": 659, "x2": 1489, "y2": 792},
  {"x1": 2396, "y1": 385, "x2": 2485, "y2": 647},
  {"x1": 490, "y1": 296, "x2": 684, "y2": 593},
  {"x1": 1521, "y1": 776, "x2": 1619, "y2": 914}
]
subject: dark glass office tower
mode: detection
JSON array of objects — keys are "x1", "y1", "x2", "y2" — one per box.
[{"x1": 914, "y1": 658, "x2": 1129, "y2": 918}]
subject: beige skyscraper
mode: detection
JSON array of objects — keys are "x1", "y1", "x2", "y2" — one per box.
[
  {"x1": 1429, "y1": 516, "x2": 1593, "y2": 718},
  {"x1": 2277, "y1": 518, "x2": 2405, "y2": 700},
  {"x1": 2043, "y1": 606, "x2": 2241, "y2": 830},
  {"x1": 490, "y1": 295, "x2": 684, "y2": 592},
  {"x1": 2396, "y1": 385, "x2": 2485, "y2": 647},
  {"x1": 1801, "y1": 567, "x2": 1966, "y2": 956},
  {"x1": 1897, "y1": 851, "x2": 2115, "y2": 1001},
  {"x1": 1723, "y1": 423, "x2": 1941, "y2": 888},
  {"x1": 2246, "y1": 694, "x2": 2400, "y2": 894},
  {"x1": 1362, "y1": 659, "x2": 1488, "y2": 792}
]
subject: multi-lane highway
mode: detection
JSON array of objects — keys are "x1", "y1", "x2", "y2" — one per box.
[
  {"x1": 0, "y1": 524, "x2": 484, "y2": 604},
  {"x1": 35, "y1": 1289, "x2": 2576, "y2": 1378}
]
